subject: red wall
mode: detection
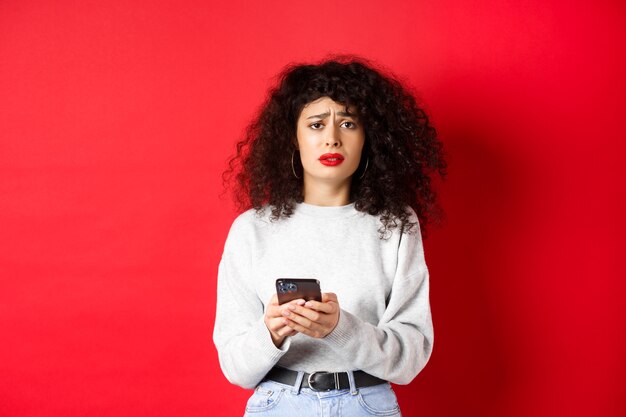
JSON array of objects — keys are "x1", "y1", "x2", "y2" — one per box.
[{"x1": 1, "y1": 1, "x2": 624, "y2": 416}]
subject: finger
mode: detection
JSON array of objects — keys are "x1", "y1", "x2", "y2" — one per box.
[
  {"x1": 285, "y1": 304, "x2": 323, "y2": 323},
  {"x1": 284, "y1": 318, "x2": 323, "y2": 338},
  {"x1": 269, "y1": 294, "x2": 304, "y2": 305},
  {"x1": 268, "y1": 317, "x2": 298, "y2": 335},
  {"x1": 279, "y1": 298, "x2": 306, "y2": 307},
  {"x1": 322, "y1": 292, "x2": 338, "y2": 303},
  {"x1": 282, "y1": 308, "x2": 316, "y2": 329},
  {"x1": 267, "y1": 298, "x2": 304, "y2": 318},
  {"x1": 275, "y1": 324, "x2": 297, "y2": 337},
  {"x1": 302, "y1": 300, "x2": 334, "y2": 314}
]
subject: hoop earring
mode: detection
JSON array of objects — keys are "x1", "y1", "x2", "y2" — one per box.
[
  {"x1": 291, "y1": 150, "x2": 301, "y2": 179},
  {"x1": 358, "y1": 157, "x2": 369, "y2": 180}
]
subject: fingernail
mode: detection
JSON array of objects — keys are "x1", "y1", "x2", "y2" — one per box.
[
  {"x1": 305, "y1": 301, "x2": 312, "y2": 307},
  {"x1": 282, "y1": 310, "x2": 290, "y2": 316},
  {"x1": 288, "y1": 304, "x2": 296, "y2": 310},
  {"x1": 297, "y1": 299, "x2": 305, "y2": 305}
]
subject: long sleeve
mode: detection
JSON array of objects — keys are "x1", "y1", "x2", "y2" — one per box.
[
  {"x1": 320, "y1": 220, "x2": 434, "y2": 385},
  {"x1": 212, "y1": 216, "x2": 291, "y2": 389},
  {"x1": 212, "y1": 204, "x2": 434, "y2": 388}
]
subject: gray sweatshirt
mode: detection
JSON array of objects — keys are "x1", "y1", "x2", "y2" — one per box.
[{"x1": 212, "y1": 201, "x2": 433, "y2": 389}]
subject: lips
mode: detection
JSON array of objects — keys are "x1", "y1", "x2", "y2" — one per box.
[{"x1": 319, "y1": 153, "x2": 345, "y2": 166}]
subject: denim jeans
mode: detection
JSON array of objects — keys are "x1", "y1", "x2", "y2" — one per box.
[{"x1": 243, "y1": 371, "x2": 402, "y2": 417}]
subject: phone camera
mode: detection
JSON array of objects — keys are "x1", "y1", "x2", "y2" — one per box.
[{"x1": 278, "y1": 281, "x2": 298, "y2": 294}]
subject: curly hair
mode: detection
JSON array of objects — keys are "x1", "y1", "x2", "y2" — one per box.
[{"x1": 222, "y1": 54, "x2": 446, "y2": 238}]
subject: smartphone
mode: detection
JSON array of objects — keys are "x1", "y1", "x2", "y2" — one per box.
[{"x1": 275, "y1": 278, "x2": 322, "y2": 305}]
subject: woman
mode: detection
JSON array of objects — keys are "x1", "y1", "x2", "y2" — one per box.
[{"x1": 213, "y1": 55, "x2": 446, "y2": 416}]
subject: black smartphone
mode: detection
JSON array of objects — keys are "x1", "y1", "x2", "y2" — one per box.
[{"x1": 275, "y1": 278, "x2": 322, "y2": 305}]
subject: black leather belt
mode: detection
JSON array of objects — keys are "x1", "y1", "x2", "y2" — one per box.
[{"x1": 262, "y1": 367, "x2": 387, "y2": 392}]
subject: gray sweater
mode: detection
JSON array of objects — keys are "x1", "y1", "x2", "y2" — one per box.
[{"x1": 212, "y1": 202, "x2": 433, "y2": 389}]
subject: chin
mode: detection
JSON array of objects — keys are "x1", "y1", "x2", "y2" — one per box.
[
  {"x1": 316, "y1": 174, "x2": 354, "y2": 183},
  {"x1": 304, "y1": 166, "x2": 358, "y2": 182}
]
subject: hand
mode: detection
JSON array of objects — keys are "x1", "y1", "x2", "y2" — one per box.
[
  {"x1": 264, "y1": 294, "x2": 302, "y2": 348},
  {"x1": 281, "y1": 292, "x2": 340, "y2": 339}
]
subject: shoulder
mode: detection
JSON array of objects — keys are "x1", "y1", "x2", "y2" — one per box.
[
  {"x1": 370, "y1": 205, "x2": 421, "y2": 238},
  {"x1": 397, "y1": 206, "x2": 424, "y2": 249},
  {"x1": 230, "y1": 206, "x2": 268, "y2": 229},
  {"x1": 402, "y1": 205, "x2": 419, "y2": 223},
  {"x1": 382, "y1": 206, "x2": 423, "y2": 255},
  {"x1": 225, "y1": 206, "x2": 273, "y2": 243},
  {"x1": 404, "y1": 206, "x2": 421, "y2": 233},
  {"x1": 231, "y1": 206, "x2": 269, "y2": 227}
]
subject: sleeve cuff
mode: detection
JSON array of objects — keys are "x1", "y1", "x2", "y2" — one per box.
[
  {"x1": 322, "y1": 308, "x2": 361, "y2": 347},
  {"x1": 251, "y1": 316, "x2": 292, "y2": 360}
]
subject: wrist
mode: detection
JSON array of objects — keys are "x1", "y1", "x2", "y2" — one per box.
[
  {"x1": 270, "y1": 331, "x2": 285, "y2": 348},
  {"x1": 323, "y1": 311, "x2": 341, "y2": 338}
]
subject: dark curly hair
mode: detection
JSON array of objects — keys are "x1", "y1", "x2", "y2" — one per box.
[{"x1": 222, "y1": 54, "x2": 446, "y2": 238}]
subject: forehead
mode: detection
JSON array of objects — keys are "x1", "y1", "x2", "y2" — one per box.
[{"x1": 299, "y1": 96, "x2": 356, "y2": 116}]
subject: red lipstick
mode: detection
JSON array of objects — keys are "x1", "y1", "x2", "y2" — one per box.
[{"x1": 319, "y1": 153, "x2": 344, "y2": 166}]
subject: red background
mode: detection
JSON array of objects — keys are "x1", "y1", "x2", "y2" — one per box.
[{"x1": 1, "y1": 1, "x2": 625, "y2": 416}]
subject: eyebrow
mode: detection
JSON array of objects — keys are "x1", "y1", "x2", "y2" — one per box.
[{"x1": 306, "y1": 111, "x2": 356, "y2": 120}]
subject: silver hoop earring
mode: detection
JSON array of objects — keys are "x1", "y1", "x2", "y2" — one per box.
[
  {"x1": 291, "y1": 150, "x2": 301, "y2": 179},
  {"x1": 358, "y1": 157, "x2": 369, "y2": 179}
]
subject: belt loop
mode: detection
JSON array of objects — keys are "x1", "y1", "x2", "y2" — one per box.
[
  {"x1": 347, "y1": 370, "x2": 358, "y2": 395},
  {"x1": 291, "y1": 371, "x2": 305, "y2": 395}
]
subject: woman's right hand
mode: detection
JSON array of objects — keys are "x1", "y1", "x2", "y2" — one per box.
[{"x1": 264, "y1": 294, "x2": 303, "y2": 348}]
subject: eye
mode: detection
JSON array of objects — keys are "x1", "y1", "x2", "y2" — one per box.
[
  {"x1": 341, "y1": 121, "x2": 357, "y2": 129},
  {"x1": 309, "y1": 122, "x2": 324, "y2": 129}
]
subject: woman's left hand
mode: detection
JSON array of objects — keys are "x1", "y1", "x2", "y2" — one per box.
[{"x1": 281, "y1": 292, "x2": 340, "y2": 338}]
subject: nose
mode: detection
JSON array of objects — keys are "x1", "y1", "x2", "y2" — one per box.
[
  {"x1": 324, "y1": 124, "x2": 342, "y2": 148},
  {"x1": 325, "y1": 138, "x2": 340, "y2": 147}
]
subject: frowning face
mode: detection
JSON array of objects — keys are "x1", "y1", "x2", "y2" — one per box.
[{"x1": 295, "y1": 96, "x2": 365, "y2": 188}]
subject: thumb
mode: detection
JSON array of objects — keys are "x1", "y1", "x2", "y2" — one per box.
[{"x1": 322, "y1": 292, "x2": 338, "y2": 303}]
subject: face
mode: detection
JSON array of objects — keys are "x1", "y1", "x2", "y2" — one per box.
[{"x1": 295, "y1": 96, "x2": 365, "y2": 186}]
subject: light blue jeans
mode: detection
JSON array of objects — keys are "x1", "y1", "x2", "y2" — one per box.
[{"x1": 243, "y1": 371, "x2": 402, "y2": 416}]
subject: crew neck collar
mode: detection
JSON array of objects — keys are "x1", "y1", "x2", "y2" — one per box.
[{"x1": 295, "y1": 201, "x2": 358, "y2": 218}]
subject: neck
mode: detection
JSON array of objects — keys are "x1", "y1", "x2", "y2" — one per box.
[{"x1": 302, "y1": 176, "x2": 352, "y2": 206}]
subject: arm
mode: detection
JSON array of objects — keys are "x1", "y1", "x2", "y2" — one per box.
[
  {"x1": 283, "y1": 213, "x2": 433, "y2": 384},
  {"x1": 325, "y1": 215, "x2": 433, "y2": 384},
  {"x1": 323, "y1": 266, "x2": 433, "y2": 385},
  {"x1": 287, "y1": 268, "x2": 433, "y2": 385},
  {"x1": 212, "y1": 217, "x2": 292, "y2": 389}
]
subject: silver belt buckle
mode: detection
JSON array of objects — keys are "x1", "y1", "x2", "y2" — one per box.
[{"x1": 307, "y1": 371, "x2": 338, "y2": 392}]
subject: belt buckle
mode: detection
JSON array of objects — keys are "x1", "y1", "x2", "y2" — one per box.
[{"x1": 307, "y1": 371, "x2": 338, "y2": 392}]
